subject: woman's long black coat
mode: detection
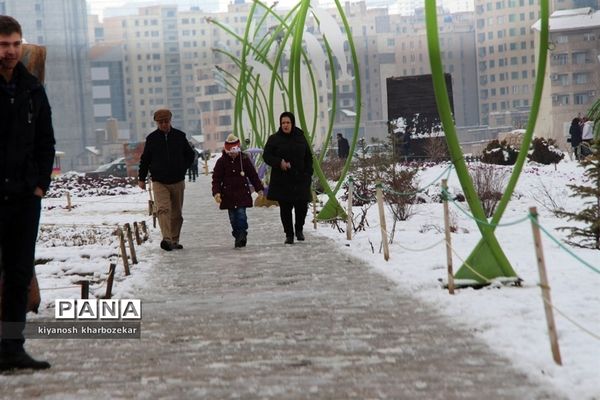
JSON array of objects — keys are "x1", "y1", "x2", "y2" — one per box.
[{"x1": 263, "y1": 127, "x2": 313, "y2": 203}]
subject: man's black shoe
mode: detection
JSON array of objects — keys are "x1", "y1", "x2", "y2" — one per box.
[
  {"x1": 284, "y1": 236, "x2": 294, "y2": 244},
  {"x1": 240, "y1": 232, "x2": 247, "y2": 247},
  {"x1": 173, "y1": 244, "x2": 183, "y2": 250},
  {"x1": 296, "y1": 232, "x2": 305, "y2": 241},
  {"x1": 160, "y1": 240, "x2": 173, "y2": 251},
  {"x1": 0, "y1": 351, "x2": 51, "y2": 371}
]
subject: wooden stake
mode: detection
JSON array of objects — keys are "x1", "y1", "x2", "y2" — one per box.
[
  {"x1": 117, "y1": 227, "x2": 131, "y2": 276},
  {"x1": 124, "y1": 223, "x2": 138, "y2": 264},
  {"x1": 133, "y1": 221, "x2": 142, "y2": 245},
  {"x1": 204, "y1": 158, "x2": 209, "y2": 175},
  {"x1": 66, "y1": 192, "x2": 72, "y2": 211},
  {"x1": 147, "y1": 180, "x2": 153, "y2": 202},
  {"x1": 442, "y1": 179, "x2": 455, "y2": 295},
  {"x1": 79, "y1": 280, "x2": 89, "y2": 299},
  {"x1": 140, "y1": 221, "x2": 148, "y2": 241},
  {"x1": 312, "y1": 190, "x2": 318, "y2": 230},
  {"x1": 346, "y1": 178, "x2": 353, "y2": 241},
  {"x1": 375, "y1": 183, "x2": 389, "y2": 261},
  {"x1": 105, "y1": 263, "x2": 116, "y2": 299},
  {"x1": 529, "y1": 207, "x2": 562, "y2": 366}
]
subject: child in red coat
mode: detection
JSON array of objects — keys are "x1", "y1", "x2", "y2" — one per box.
[{"x1": 212, "y1": 134, "x2": 264, "y2": 248}]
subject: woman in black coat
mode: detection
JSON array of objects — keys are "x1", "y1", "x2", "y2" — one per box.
[
  {"x1": 263, "y1": 112, "x2": 313, "y2": 244},
  {"x1": 569, "y1": 117, "x2": 583, "y2": 160}
]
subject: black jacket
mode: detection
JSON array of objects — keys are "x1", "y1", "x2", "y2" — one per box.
[
  {"x1": 138, "y1": 128, "x2": 195, "y2": 184},
  {"x1": 263, "y1": 127, "x2": 313, "y2": 202},
  {"x1": 0, "y1": 62, "x2": 56, "y2": 200}
]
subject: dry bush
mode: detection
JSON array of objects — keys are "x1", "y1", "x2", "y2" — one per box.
[{"x1": 469, "y1": 164, "x2": 508, "y2": 218}]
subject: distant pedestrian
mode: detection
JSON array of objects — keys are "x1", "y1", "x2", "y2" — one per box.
[
  {"x1": 0, "y1": 15, "x2": 55, "y2": 371},
  {"x1": 569, "y1": 117, "x2": 583, "y2": 160},
  {"x1": 337, "y1": 133, "x2": 349, "y2": 159},
  {"x1": 212, "y1": 134, "x2": 264, "y2": 248},
  {"x1": 187, "y1": 141, "x2": 199, "y2": 182},
  {"x1": 582, "y1": 117, "x2": 594, "y2": 145},
  {"x1": 138, "y1": 109, "x2": 195, "y2": 251},
  {"x1": 263, "y1": 112, "x2": 313, "y2": 244}
]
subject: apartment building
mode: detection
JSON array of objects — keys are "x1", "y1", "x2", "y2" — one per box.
[
  {"x1": 534, "y1": 7, "x2": 600, "y2": 147},
  {"x1": 0, "y1": 0, "x2": 94, "y2": 170},
  {"x1": 475, "y1": 0, "x2": 544, "y2": 128}
]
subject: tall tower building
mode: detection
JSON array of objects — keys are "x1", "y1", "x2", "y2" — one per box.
[
  {"x1": 474, "y1": 0, "x2": 540, "y2": 127},
  {"x1": 0, "y1": 0, "x2": 94, "y2": 170}
]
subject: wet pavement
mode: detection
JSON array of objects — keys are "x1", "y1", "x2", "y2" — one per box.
[{"x1": 0, "y1": 173, "x2": 563, "y2": 399}]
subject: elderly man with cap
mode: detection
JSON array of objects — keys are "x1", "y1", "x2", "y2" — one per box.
[{"x1": 138, "y1": 109, "x2": 195, "y2": 251}]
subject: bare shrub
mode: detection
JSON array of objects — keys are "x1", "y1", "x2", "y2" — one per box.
[
  {"x1": 383, "y1": 167, "x2": 419, "y2": 222},
  {"x1": 320, "y1": 157, "x2": 345, "y2": 182},
  {"x1": 469, "y1": 164, "x2": 508, "y2": 218},
  {"x1": 423, "y1": 136, "x2": 448, "y2": 162}
]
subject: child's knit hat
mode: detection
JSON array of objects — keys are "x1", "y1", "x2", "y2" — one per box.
[{"x1": 224, "y1": 134, "x2": 241, "y2": 152}]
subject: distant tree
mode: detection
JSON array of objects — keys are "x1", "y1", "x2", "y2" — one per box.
[{"x1": 555, "y1": 139, "x2": 600, "y2": 250}]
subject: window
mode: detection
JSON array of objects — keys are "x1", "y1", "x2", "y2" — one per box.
[
  {"x1": 572, "y1": 52, "x2": 588, "y2": 65},
  {"x1": 574, "y1": 92, "x2": 593, "y2": 105},
  {"x1": 552, "y1": 53, "x2": 568, "y2": 65},
  {"x1": 583, "y1": 33, "x2": 595, "y2": 41},
  {"x1": 556, "y1": 35, "x2": 568, "y2": 44},
  {"x1": 573, "y1": 72, "x2": 588, "y2": 84},
  {"x1": 552, "y1": 94, "x2": 569, "y2": 106}
]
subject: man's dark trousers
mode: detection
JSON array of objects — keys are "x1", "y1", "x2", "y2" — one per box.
[{"x1": 0, "y1": 195, "x2": 41, "y2": 353}]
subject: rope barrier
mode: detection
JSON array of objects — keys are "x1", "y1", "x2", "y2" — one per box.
[
  {"x1": 442, "y1": 188, "x2": 532, "y2": 227},
  {"x1": 395, "y1": 238, "x2": 445, "y2": 252},
  {"x1": 530, "y1": 217, "x2": 600, "y2": 275},
  {"x1": 541, "y1": 296, "x2": 600, "y2": 341},
  {"x1": 39, "y1": 285, "x2": 79, "y2": 291},
  {"x1": 446, "y1": 241, "x2": 493, "y2": 283},
  {"x1": 382, "y1": 164, "x2": 453, "y2": 196}
]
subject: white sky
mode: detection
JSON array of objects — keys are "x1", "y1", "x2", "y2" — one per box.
[{"x1": 87, "y1": 0, "x2": 473, "y2": 18}]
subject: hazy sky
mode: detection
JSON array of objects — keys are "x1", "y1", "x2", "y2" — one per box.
[{"x1": 87, "y1": 0, "x2": 473, "y2": 18}]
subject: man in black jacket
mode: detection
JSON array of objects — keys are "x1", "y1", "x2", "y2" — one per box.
[
  {"x1": 0, "y1": 16, "x2": 55, "y2": 371},
  {"x1": 337, "y1": 133, "x2": 349, "y2": 159},
  {"x1": 138, "y1": 109, "x2": 194, "y2": 251}
]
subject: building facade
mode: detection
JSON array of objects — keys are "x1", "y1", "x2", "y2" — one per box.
[
  {"x1": 1, "y1": 0, "x2": 94, "y2": 170},
  {"x1": 534, "y1": 8, "x2": 600, "y2": 147}
]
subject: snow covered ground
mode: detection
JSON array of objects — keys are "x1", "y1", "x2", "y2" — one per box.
[
  {"x1": 30, "y1": 158, "x2": 599, "y2": 399},
  {"x1": 315, "y1": 159, "x2": 600, "y2": 400}
]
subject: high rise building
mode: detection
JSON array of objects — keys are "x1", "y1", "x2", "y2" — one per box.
[
  {"x1": 474, "y1": 0, "x2": 541, "y2": 127},
  {"x1": 534, "y1": 7, "x2": 600, "y2": 148},
  {"x1": 0, "y1": 0, "x2": 94, "y2": 170}
]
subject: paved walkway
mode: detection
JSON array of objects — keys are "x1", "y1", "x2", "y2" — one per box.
[{"x1": 1, "y1": 173, "x2": 562, "y2": 399}]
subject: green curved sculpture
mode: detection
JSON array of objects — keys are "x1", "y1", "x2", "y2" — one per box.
[
  {"x1": 425, "y1": 0, "x2": 549, "y2": 283},
  {"x1": 207, "y1": 0, "x2": 363, "y2": 220}
]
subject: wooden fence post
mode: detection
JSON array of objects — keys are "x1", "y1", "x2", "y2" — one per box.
[
  {"x1": 140, "y1": 221, "x2": 149, "y2": 241},
  {"x1": 66, "y1": 192, "x2": 72, "y2": 211},
  {"x1": 529, "y1": 207, "x2": 562, "y2": 366},
  {"x1": 204, "y1": 158, "x2": 209, "y2": 176},
  {"x1": 442, "y1": 179, "x2": 455, "y2": 295},
  {"x1": 104, "y1": 263, "x2": 116, "y2": 299},
  {"x1": 346, "y1": 177, "x2": 353, "y2": 241},
  {"x1": 375, "y1": 183, "x2": 389, "y2": 261},
  {"x1": 117, "y1": 227, "x2": 131, "y2": 276},
  {"x1": 79, "y1": 280, "x2": 89, "y2": 299},
  {"x1": 124, "y1": 223, "x2": 138, "y2": 264},
  {"x1": 133, "y1": 221, "x2": 142, "y2": 245},
  {"x1": 312, "y1": 190, "x2": 318, "y2": 230}
]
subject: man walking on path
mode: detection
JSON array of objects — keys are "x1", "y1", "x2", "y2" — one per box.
[
  {"x1": 337, "y1": 133, "x2": 349, "y2": 159},
  {"x1": 138, "y1": 109, "x2": 195, "y2": 251},
  {"x1": 0, "y1": 16, "x2": 55, "y2": 371}
]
